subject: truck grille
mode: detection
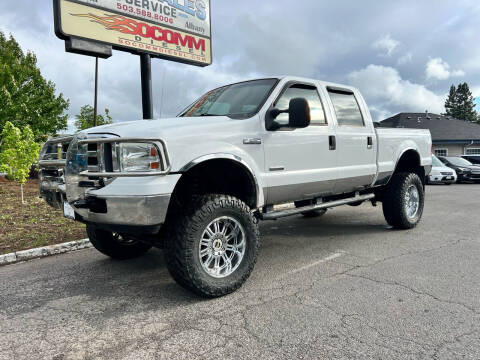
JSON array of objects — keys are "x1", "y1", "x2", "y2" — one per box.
[
  {"x1": 75, "y1": 136, "x2": 171, "y2": 177},
  {"x1": 38, "y1": 136, "x2": 74, "y2": 208}
]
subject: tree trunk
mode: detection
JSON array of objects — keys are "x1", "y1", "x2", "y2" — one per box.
[{"x1": 21, "y1": 183, "x2": 24, "y2": 204}]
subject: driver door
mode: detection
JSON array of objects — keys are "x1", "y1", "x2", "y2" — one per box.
[{"x1": 263, "y1": 82, "x2": 338, "y2": 204}]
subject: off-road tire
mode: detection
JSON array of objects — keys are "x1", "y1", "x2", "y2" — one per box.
[
  {"x1": 164, "y1": 194, "x2": 260, "y2": 298},
  {"x1": 86, "y1": 225, "x2": 152, "y2": 260},
  {"x1": 382, "y1": 172, "x2": 424, "y2": 229}
]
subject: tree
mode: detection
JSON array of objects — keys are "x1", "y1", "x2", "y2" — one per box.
[
  {"x1": 0, "y1": 122, "x2": 41, "y2": 203},
  {"x1": 0, "y1": 31, "x2": 69, "y2": 141},
  {"x1": 444, "y1": 85, "x2": 458, "y2": 118},
  {"x1": 444, "y1": 82, "x2": 478, "y2": 122},
  {"x1": 456, "y1": 83, "x2": 478, "y2": 122},
  {"x1": 74, "y1": 105, "x2": 113, "y2": 131}
]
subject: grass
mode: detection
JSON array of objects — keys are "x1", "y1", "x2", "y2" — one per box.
[{"x1": 0, "y1": 177, "x2": 87, "y2": 255}]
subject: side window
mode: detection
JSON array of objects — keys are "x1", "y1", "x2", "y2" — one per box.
[
  {"x1": 275, "y1": 84, "x2": 326, "y2": 126},
  {"x1": 328, "y1": 89, "x2": 364, "y2": 127}
]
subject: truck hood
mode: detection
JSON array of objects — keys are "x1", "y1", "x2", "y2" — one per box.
[
  {"x1": 431, "y1": 165, "x2": 456, "y2": 174},
  {"x1": 81, "y1": 115, "x2": 261, "y2": 173},
  {"x1": 83, "y1": 116, "x2": 232, "y2": 138}
]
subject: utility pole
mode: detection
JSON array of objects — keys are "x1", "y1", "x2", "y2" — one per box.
[{"x1": 93, "y1": 57, "x2": 99, "y2": 127}]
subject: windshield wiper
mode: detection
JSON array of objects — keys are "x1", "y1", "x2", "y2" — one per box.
[{"x1": 198, "y1": 113, "x2": 221, "y2": 117}]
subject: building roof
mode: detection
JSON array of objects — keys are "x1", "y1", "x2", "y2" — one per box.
[{"x1": 378, "y1": 113, "x2": 480, "y2": 143}]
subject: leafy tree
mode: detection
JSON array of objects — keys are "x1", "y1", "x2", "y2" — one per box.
[
  {"x1": 74, "y1": 105, "x2": 113, "y2": 131},
  {"x1": 0, "y1": 31, "x2": 69, "y2": 141},
  {"x1": 0, "y1": 122, "x2": 41, "y2": 203},
  {"x1": 444, "y1": 83, "x2": 478, "y2": 122}
]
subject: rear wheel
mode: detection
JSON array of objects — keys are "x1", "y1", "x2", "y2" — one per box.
[
  {"x1": 165, "y1": 195, "x2": 260, "y2": 297},
  {"x1": 382, "y1": 172, "x2": 424, "y2": 229},
  {"x1": 86, "y1": 225, "x2": 152, "y2": 260}
]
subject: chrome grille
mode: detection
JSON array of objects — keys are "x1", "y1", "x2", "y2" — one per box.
[
  {"x1": 76, "y1": 137, "x2": 171, "y2": 177},
  {"x1": 38, "y1": 135, "x2": 73, "y2": 168},
  {"x1": 38, "y1": 136, "x2": 74, "y2": 208},
  {"x1": 441, "y1": 172, "x2": 453, "y2": 176}
]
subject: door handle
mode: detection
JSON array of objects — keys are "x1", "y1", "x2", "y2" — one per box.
[
  {"x1": 329, "y1": 135, "x2": 336, "y2": 151},
  {"x1": 367, "y1": 136, "x2": 373, "y2": 149}
]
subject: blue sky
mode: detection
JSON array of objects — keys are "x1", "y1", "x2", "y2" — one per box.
[{"x1": 1, "y1": 0, "x2": 480, "y2": 131}]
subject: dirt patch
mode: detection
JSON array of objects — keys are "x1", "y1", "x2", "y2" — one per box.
[{"x1": 0, "y1": 178, "x2": 87, "y2": 255}]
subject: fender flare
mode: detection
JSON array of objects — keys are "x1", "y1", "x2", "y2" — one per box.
[{"x1": 179, "y1": 153, "x2": 264, "y2": 207}]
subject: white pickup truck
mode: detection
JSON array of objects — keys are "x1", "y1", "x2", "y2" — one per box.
[{"x1": 39, "y1": 76, "x2": 432, "y2": 297}]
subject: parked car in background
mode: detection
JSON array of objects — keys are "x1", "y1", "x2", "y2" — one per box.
[
  {"x1": 461, "y1": 154, "x2": 480, "y2": 165},
  {"x1": 438, "y1": 156, "x2": 480, "y2": 183},
  {"x1": 427, "y1": 155, "x2": 457, "y2": 185}
]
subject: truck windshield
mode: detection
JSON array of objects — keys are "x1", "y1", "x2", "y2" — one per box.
[{"x1": 179, "y1": 79, "x2": 278, "y2": 119}]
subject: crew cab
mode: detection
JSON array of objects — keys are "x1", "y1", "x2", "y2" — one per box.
[{"x1": 39, "y1": 76, "x2": 432, "y2": 297}]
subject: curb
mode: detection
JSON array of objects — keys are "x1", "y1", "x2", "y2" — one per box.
[{"x1": 0, "y1": 239, "x2": 92, "y2": 266}]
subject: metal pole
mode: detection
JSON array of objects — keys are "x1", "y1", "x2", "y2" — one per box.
[
  {"x1": 94, "y1": 57, "x2": 99, "y2": 127},
  {"x1": 140, "y1": 54, "x2": 153, "y2": 119}
]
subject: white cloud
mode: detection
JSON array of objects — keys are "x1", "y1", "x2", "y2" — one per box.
[
  {"x1": 348, "y1": 64, "x2": 445, "y2": 121},
  {"x1": 425, "y1": 57, "x2": 465, "y2": 80},
  {"x1": 372, "y1": 34, "x2": 400, "y2": 57},
  {"x1": 397, "y1": 52, "x2": 413, "y2": 65}
]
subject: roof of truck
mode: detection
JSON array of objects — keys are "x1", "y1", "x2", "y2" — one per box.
[{"x1": 276, "y1": 76, "x2": 359, "y2": 92}]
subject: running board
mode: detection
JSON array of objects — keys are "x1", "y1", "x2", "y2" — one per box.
[{"x1": 259, "y1": 193, "x2": 375, "y2": 220}]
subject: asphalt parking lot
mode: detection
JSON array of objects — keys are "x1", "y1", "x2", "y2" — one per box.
[{"x1": 0, "y1": 184, "x2": 479, "y2": 360}]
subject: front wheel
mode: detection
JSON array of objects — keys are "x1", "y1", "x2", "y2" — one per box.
[
  {"x1": 165, "y1": 195, "x2": 260, "y2": 298},
  {"x1": 86, "y1": 225, "x2": 152, "y2": 260},
  {"x1": 382, "y1": 172, "x2": 425, "y2": 229}
]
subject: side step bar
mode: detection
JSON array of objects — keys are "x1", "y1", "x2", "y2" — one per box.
[{"x1": 259, "y1": 193, "x2": 375, "y2": 220}]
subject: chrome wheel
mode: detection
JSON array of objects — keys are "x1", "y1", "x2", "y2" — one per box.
[
  {"x1": 405, "y1": 184, "x2": 420, "y2": 219},
  {"x1": 199, "y1": 216, "x2": 246, "y2": 278}
]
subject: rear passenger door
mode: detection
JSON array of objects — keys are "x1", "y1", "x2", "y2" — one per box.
[{"x1": 326, "y1": 87, "x2": 377, "y2": 193}]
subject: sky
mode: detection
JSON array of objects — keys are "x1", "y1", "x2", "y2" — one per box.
[{"x1": 1, "y1": 0, "x2": 480, "y2": 132}]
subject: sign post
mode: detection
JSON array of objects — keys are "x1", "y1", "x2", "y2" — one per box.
[
  {"x1": 53, "y1": 0, "x2": 212, "y2": 119},
  {"x1": 140, "y1": 54, "x2": 153, "y2": 119},
  {"x1": 94, "y1": 57, "x2": 99, "y2": 126}
]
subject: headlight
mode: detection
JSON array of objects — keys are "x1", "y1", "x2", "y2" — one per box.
[{"x1": 119, "y1": 143, "x2": 161, "y2": 172}]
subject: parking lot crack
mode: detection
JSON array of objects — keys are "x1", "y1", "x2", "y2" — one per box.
[{"x1": 346, "y1": 273, "x2": 479, "y2": 314}]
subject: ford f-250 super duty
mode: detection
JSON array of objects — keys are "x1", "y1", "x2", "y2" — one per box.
[{"x1": 39, "y1": 76, "x2": 432, "y2": 297}]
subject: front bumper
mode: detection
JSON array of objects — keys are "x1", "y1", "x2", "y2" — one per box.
[
  {"x1": 73, "y1": 193, "x2": 171, "y2": 228},
  {"x1": 458, "y1": 172, "x2": 480, "y2": 182},
  {"x1": 39, "y1": 133, "x2": 179, "y2": 233},
  {"x1": 428, "y1": 174, "x2": 457, "y2": 184}
]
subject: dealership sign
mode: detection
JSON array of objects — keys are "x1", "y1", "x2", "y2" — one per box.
[{"x1": 53, "y1": 0, "x2": 212, "y2": 66}]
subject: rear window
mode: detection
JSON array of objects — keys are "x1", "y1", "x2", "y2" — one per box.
[{"x1": 328, "y1": 90, "x2": 364, "y2": 127}]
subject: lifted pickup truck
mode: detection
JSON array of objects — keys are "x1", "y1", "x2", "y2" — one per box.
[{"x1": 39, "y1": 76, "x2": 432, "y2": 297}]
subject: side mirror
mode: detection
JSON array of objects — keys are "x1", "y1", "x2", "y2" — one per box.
[
  {"x1": 265, "y1": 97, "x2": 311, "y2": 131},
  {"x1": 288, "y1": 98, "x2": 310, "y2": 128}
]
